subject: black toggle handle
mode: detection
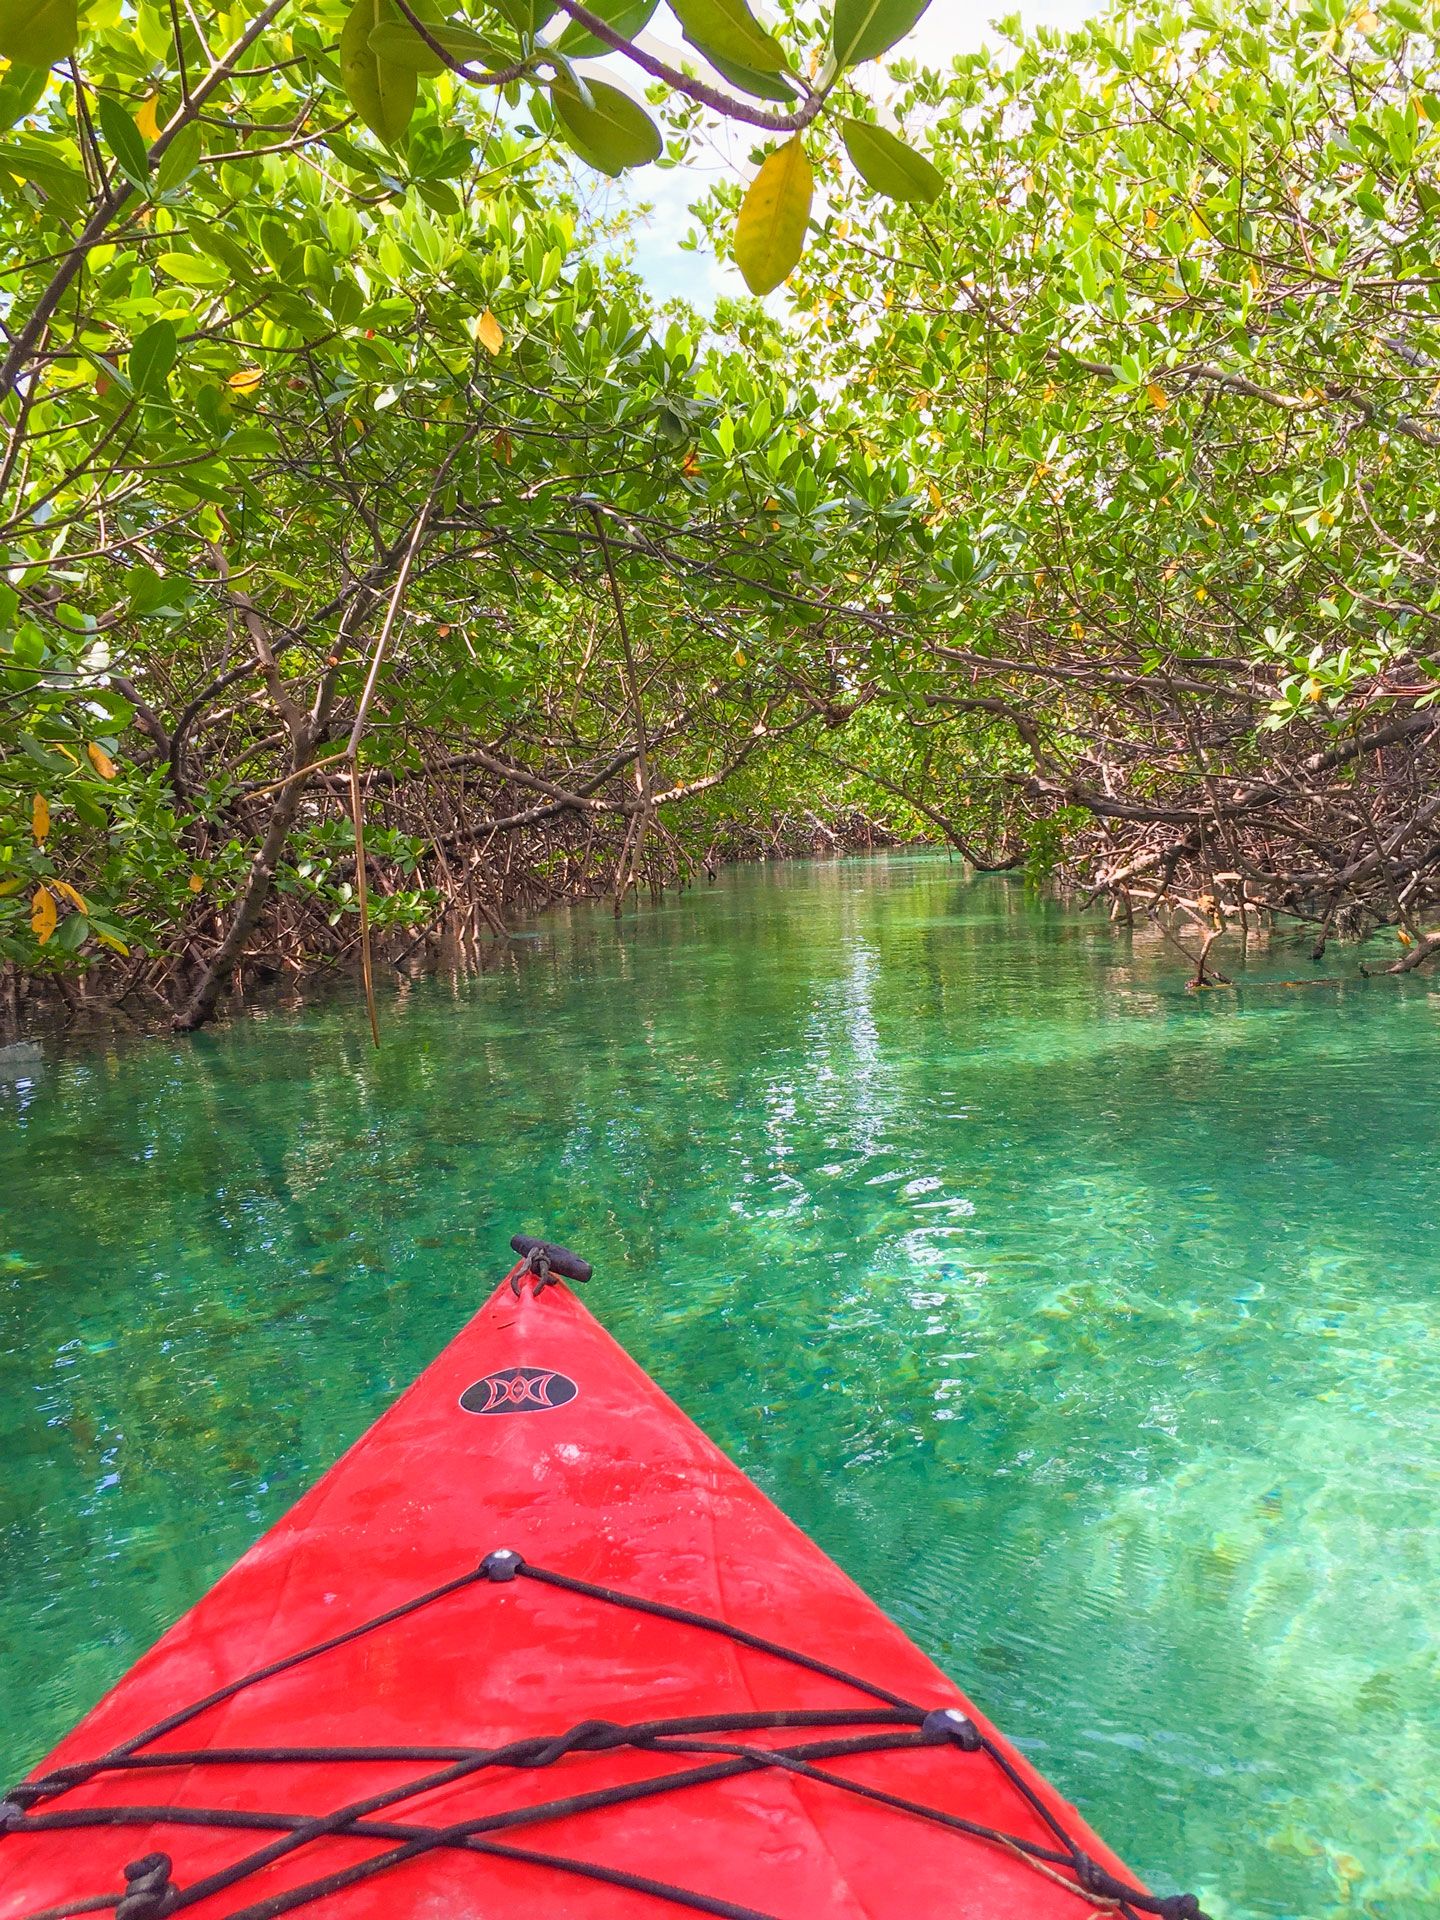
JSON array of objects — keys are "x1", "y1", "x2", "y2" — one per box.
[{"x1": 511, "y1": 1234, "x2": 592, "y2": 1285}]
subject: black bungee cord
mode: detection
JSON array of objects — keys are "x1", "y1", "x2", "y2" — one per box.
[{"x1": 4, "y1": 1547, "x2": 1209, "y2": 1920}]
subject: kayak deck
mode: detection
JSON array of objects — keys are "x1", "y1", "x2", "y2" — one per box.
[{"x1": 2, "y1": 1254, "x2": 1203, "y2": 1919}]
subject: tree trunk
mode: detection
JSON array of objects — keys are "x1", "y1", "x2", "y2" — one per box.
[{"x1": 172, "y1": 740, "x2": 312, "y2": 1032}]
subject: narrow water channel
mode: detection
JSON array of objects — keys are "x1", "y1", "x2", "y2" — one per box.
[{"x1": 2, "y1": 855, "x2": 1437, "y2": 1919}]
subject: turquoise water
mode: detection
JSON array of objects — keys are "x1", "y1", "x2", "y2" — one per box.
[{"x1": 2, "y1": 855, "x2": 1438, "y2": 1918}]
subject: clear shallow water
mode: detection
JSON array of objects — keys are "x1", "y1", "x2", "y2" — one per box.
[{"x1": 2, "y1": 855, "x2": 1438, "y2": 1919}]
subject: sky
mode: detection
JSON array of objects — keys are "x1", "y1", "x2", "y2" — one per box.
[{"x1": 595, "y1": 0, "x2": 1097, "y2": 306}]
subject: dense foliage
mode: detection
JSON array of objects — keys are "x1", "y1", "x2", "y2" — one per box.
[
  {"x1": 3, "y1": 0, "x2": 1439, "y2": 1031},
  {"x1": 760, "y1": 0, "x2": 1440, "y2": 972},
  {"x1": 0, "y1": 0, "x2": 937, "y2": 1025}
]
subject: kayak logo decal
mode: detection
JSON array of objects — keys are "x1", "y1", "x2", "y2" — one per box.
[{"x1": 460, "y1": 1367, "x2": 578, "y2": 1416}]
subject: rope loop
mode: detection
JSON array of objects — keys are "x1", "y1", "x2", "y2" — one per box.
[
  {"x1": 512, "y1": 1246, "x2": 555, "y2": 1297},
  {"x1": 114, "y1": 1853, "x2": 177, "y2": 1920}
]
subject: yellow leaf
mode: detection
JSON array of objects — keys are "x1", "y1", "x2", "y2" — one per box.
[
  {"x1": 1190, "y1": 208, "x2": 1210, "y2": 241},
  {"x1": 32, "y1": 792, "x2": 49, "y2": 843},
  {"x1": 136, "y1": 94, "x2": 161, "y2": 141},
  {"x1": 682, "y1": 450, "x2": 700, "y2": 477},
  {"x1": 1144, "y1": 206, "x2": 1158, "y2": 230},
  {"x1": 31, "y1": 886, "x2": 56, "y2": 945},
  {"x1": 1398, "y1": 927, "x2": 1414, "y2": 946},
  {"x1": 228, "y1": 367, "x2": 264, "y2": 393},
  {"x1": 1146, "y1": 383, "x2": 1168, "y2": 411},
  {"x1": 1195, "y1": 585, "x2": 1208, "y2": 602},
  {"x1": 1248, "y1": 261, "x2": 1262, "y2": 291},
  {"x1": 734, "y1": 137, "x2": 814, "y2": 297},
  {"x1": 188, "y1": 872, "x2": 204, "y2": 893},
  {"x1": 0, "y1": 877, "x2": 23, "y2": 898},
  {"x1": 1353, "y1": 5, "x2": 1378, "y2": 29},
  {"x1": 97, "y1": 930, "x2": 130, "y2": 956},
  {"x1": 87, "y1": 742, "x2": 117, "y2": 779},
  {"x1": 475, "y1": 309, "x2": 504, "y2": 356},
  {"x1": 928, "y1": 481, "x2": 943, "y2": 510},
  {"x1": 1303, "y1": 677, "x2": 1323, "y2": 701},
  {"x1": 53, "y1": 880, "x2": 88, "y2": 913}
]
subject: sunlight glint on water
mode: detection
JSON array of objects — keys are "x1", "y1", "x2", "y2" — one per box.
[{"x1": 2, "y1": 855, "x2": 1438, "y2": 1919}]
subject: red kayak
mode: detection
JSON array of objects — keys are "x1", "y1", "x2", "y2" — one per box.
[{"x1": 2, "y1": 1238, "x2": 1205, "y2": 1920}]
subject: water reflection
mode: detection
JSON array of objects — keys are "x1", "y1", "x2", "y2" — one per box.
[{"x1": 2, "y1": 855, "x2": 1438, "y2": 1920}]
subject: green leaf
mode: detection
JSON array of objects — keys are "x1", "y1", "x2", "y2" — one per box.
[
  {"x1": 155, "y1": 120, "x2": 203, "y2": 194},
  {"x1": 368, "y1": 17, "x2": 510, "y2": 72},
  {"x1": 491, "y1": 0, "x2": 558, "y2": 32},
  {"x1": 841, "y1": 117, "x2": 942, "y2": 202},
  {"x1": 156, "y1": 250, "x2": 229, "y2": 286},
  {"x1": 129, "y1": 318, "x2": 177, "y2": 395},
  {"x1": 551, "y1": 74, "x2": 661, "y2": 175},
  {"x1": 551, "y1": 0, "x2": 657, "y2": 59},
  {"x1": 258, "y1": 218, "x2": 298, "y2": 275},
  {"x1": 323, "y1": 132, "x2": 385, "y2": 175},
  {"x1": 734, "y1": 135, "x2": 812, "y2": 294},
  {"x1": 18, "y1": 732, "x2": 72, "y2": 773},
  {"x1": 833, "y1": 0, "x2": 931, "y2": 68},
  {"x1": 192, "y1": 225, "x2": 255, "y2": 278},
  {"x1": 86, "y1": 917, "x2": 130, "y2": 951},
  {"x1": 671, "y1": 0, "x2": 785, "y2": 73},
  {"x1": 97, "y1": 93, "x2": 151, "y2": 188},
  {"x1": 71, "y1": 791, "x2": 107, "y2": 830},
  {"x1": 0, "y1": 132, "x2": 86, "y2": 202},
  {"x1": 52, "y1": 911, "x2": 89, "y2": 953},
  {"x1": 0, "y1": 0, "x2": 77, "y2": 69},
  {"x1": 171, "y1": 458, "x2": 238, "y2": 502},
  {"x1": 0, "y1": 63, "x2": 48, "y2": 130},
  {"x1": 340, "y1": 0, "x2": 418, "y2": 146},
  {"x1": 704, "y1": 49, "x2": 796, "y2": 100}
]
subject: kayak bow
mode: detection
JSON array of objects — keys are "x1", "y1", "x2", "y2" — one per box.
[{"x1": 2, "y1": 1238, "x2": 1208, "y2": 1920}]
